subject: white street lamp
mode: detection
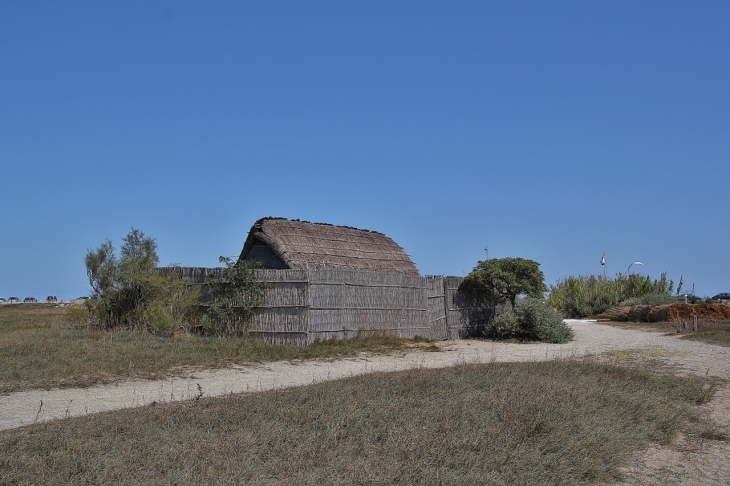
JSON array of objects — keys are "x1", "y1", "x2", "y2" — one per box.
[{"x1": 628, "y1": 261, "x2": 644, "y2": 275}]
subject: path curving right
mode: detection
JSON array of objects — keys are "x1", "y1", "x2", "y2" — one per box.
[{"x1": 1, "y1": 320, "x2": 729, "y2": 433}]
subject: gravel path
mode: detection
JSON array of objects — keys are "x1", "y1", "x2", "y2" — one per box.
[{"x1": 2, "y1": 320, "x2": 729, "y2": 433}]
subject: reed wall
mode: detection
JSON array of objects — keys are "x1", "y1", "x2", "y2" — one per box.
[
  {"x1": 166, "y1": 267, "x2": 480, "y2": 345},
  {"x1": 425, "y1": 276, "x2": 448, "y2": 340}
]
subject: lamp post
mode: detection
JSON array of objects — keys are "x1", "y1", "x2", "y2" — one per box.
[{"x1": 627, "y1": 261, "x2": 644, "y2": 275}]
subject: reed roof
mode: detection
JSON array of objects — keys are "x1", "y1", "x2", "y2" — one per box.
[{"x1": 239, "y1": 217, "x2": 420, "y2": 276}]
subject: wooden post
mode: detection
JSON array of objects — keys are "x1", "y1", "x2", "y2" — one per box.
[{"x1": 443, "y1": 278, "x2": 451, "y2": 340}]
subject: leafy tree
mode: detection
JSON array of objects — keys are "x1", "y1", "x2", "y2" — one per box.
[
  {"x1": 460, "y1": 257, "x2": 547, "y2": 308},
  {"x1": 82, "y1": 229, "x2": 199, "y2": 334},
  {"x1": 204, "y1": 256, "x2": 270, "y2": 336}
]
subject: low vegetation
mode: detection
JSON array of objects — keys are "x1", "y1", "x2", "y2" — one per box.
[
  {"x1": 459, "y1": 257, "x2": 568, "y2": 342},
  {"x1": 0, "y1": 305, "x2": 417, "y2": 394},
  {"x1": 81, "y1": 228, "x2": 201, "y2": 335},
  {"x1": 598, "y1": 320, "x2": 730, "y2": 347},
  {"x1": 0, "y1": 360, "x2": 715, "y2": 485},
  {"x1": 547, "y1": 273, "x2": 674, "y2": 318},
  {"x1": 489, "y1": 298, "x2": 573, "y2": 343},
  {"x1": 80, "y1": 228, "x2": 270, "y2": 337},
  {"x1": 598, "y1": 320, "x2": 680, "y2": 334},
  {"x1": 681, "y1": 330, "x2": 730, "y2": 347},
  {"x1": 616, "y1": 293, "x2": 677, "y2": 307},
  {"x1": 201, "y1": 255, "x2": 270, "y2": 336}
]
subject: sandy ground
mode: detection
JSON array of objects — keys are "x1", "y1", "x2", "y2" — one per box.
[
  {"x1": 1, "y1": 319, "x2": 729, "y2": 483},
  {"x1": 616, "y1": 384, "x2": 730, "y2": 486}
]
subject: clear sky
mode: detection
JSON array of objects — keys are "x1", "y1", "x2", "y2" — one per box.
[{"x1": 1, "y1": 1, "x2": 728, "y2": 299}]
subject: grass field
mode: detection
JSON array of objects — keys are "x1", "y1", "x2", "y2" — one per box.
[
  {"x1": 0, "y1": 304, "x2": 421, "y2": 394},
  {"x1": 681, "y1": 330, "x2": 730, "y2": 347},
  {"x1": 598, "y1": 319, "x2": 730, "y2": 347},
  {"x1": 597, "y1": 320, "x2": 680, "y2": 333},
  {"x1": 0, "y1": 359, "x2": 718, "y2": 485}
]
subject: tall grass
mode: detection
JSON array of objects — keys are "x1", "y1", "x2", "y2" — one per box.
[
  {"x1": 547, "y1": 273, "x2": 674, "y2": 318},
  {"x1": 0, "y1": 360, "x2": 714, "y2": 485}
]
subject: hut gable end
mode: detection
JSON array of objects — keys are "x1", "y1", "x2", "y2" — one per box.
[{"x1": 239, "y1": 217, "x2": 420, "y2": 276}]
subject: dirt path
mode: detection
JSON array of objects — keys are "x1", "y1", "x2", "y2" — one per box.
[{"x1": 2, "y1": 319, "x2": 729, "y2": 433}]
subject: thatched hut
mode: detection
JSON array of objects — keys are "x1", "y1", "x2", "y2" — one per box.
[
  {"x1": 170, "y1": 217, "x2": 476, "y2": 344},
  {"x1": 239, "y1": 217, "x2": 420, "y2": 275}
]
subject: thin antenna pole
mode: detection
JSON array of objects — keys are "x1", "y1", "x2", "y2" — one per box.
[{"x1": 485, "y1": 246, "x2": 489, "y2": 260}]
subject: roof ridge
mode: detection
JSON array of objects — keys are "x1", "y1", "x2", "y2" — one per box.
[{"x1": 258, "y1": 216, "x2": 385, "y2": 235}]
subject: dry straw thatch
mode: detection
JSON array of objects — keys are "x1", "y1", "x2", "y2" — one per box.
[{"x1": 240, "y1": 217, "x2": 420, "y2": 276}]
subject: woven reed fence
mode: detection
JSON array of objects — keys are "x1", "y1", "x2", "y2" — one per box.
[
  {"x1": 425, "y1": 276, "x2": 448, "y2": 340},
  {"x1": 696, "y1": 319, "x2": 730, "y2": 332},
  {"x1": 440, "y1": 276, "x2": 497, "y2": 338},
  {"x1": 164, "y1": 268, "x2": 486, "y2": 345}
]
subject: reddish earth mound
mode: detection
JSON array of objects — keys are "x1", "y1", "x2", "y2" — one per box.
[{"x1": 596, "y1": 303, "x2": 730, "y2": 322}]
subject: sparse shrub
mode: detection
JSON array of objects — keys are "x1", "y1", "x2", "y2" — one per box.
[
  {"x1": 203, "y1": 256, "x2": 271, "y2": 336},
  {"x1": 489, "y1": 298, "x2": 573, "y2": 343},
  {"x1": 65, "y1": 303, "x2": 92, "y2": 327}
]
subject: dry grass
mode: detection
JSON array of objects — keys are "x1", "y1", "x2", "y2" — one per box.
[
  {"x1": 597, "y1": 319, "x2": 730, "y2": 347},
  {"x1": 602, "y1": 346, "x2": 692, "y2": 360},
  {"x1": 681, "y1": 330, "x2": 730, "y2": 347},
  {"x1": 597, "y1": 320, "x2": 681, "y2": 334},
  {"x1": 0, "y1": 305, "x2": 416, "y2": 394},
  {"x1": 0, "y1": 359, "x2": 715, "y2": 485}
]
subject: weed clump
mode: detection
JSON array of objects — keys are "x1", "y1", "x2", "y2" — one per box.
[{"x1": 489, "y1": 298, "x2": 573, "y2": 343}]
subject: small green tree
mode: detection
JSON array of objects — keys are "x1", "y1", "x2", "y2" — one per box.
[
  {"x1": 460, "y1": 257, "x2": 547, "y2": 308},
  {"x1": 83, "y1": 229, "x2": 199, "y2": 334},
  {"x1": 204, "y1": 256, "x2": 271, "y2": 336}
]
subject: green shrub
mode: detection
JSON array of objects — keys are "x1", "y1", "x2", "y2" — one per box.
[
  {"x1": 83, "y1": 229, "x2": 200, "y2": 335},
  {"x1": 491, "y1": 309, "x2": 518, "y2": 339},
  {"x1": 65, "y1": 304, "x2": 92, "y2": 327},
  {"x1": 489, "y1": 299, "x2": 573, "y2": 343},
  {"x1": 618, "y1": 293, "x2": 676, "y2": 307},
  {"x1": 547, "y1": 273, "x2": 674, "y2": 318},
  {"x1": 204, "y1": 256, "x2": 270, "y2": 336},
  {"x1": 144, "y1": 301, "x2": 176, "y2": 335}
]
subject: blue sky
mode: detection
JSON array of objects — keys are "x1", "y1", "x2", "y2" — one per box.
[{"x1": 1, "y1": 1, "x2": 728, "y2": 299}]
